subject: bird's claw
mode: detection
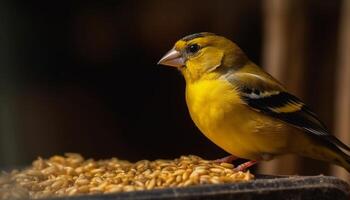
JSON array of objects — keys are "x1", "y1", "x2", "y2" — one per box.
[
  {"x1": 234, "y1": 160, "x2": 257, "y2": 171},
  {"x1": 213, "y1": 155, "x2": 238, "y2": 163}
]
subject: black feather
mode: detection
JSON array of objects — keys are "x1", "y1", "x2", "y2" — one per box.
[
  {"x1": 244, "y1": 91, "x2": 300, "y2": 110},
  {"x1": 181, "y1": 32, "x2": 215, "y2": 41}
]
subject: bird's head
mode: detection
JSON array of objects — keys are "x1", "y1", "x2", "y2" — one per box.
[{"x1": 158, "y1": 32, "x2": 248, "y2": 82}]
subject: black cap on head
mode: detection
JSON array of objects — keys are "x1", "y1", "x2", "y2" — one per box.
[{"x1": 181, "y1": 32, "x2": 216, "y2": 42}]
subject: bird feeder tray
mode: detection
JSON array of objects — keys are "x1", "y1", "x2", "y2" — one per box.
[{"x1": 42, "y1": 175, "x2": 349, "y2": 200}]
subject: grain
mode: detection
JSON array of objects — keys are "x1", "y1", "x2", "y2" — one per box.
[{"x1": 0, "y1": 154, "x2": 254, "y2": 199}]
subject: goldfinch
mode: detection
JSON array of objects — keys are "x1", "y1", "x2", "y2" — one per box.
[{"x1": 158, "y1": 32, "x2": 350, "y2": 172}]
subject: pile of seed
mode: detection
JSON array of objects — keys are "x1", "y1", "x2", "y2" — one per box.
[{"x1": 0, "y1": 153, "x2": 254, "y2": 199}]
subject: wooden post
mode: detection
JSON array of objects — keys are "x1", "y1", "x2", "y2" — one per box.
[
  {"x1": 331, "y1": 0, "x2": 350, "y2": 180},
  {"x1": 260, "y1": 0, "x2": 307, "y2": 174}
]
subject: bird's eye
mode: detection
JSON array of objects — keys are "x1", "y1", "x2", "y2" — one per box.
[{"x1": 186, "y1": 44, "x2": 200, "y2": 54}]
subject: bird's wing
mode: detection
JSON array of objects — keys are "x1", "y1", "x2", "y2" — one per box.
[{"x1": 226, "y1": 71, "x2": 350, "y2": 152}]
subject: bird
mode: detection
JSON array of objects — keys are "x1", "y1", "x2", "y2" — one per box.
[{"x1": 158, "y1": 32, "x2": 350, "y2": 172}]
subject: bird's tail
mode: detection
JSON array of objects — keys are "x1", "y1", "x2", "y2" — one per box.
[
  {"x1": 301, "y1": 140, "x2": 350, "y2": 172},
  {"x1": 335, "y1": 150, "x2": 350, "y2": 172},
  {"x1": 325, "y1": 138, "x2": 350, "y2": 172},
  {"x1": 318, "y1": 147, "x2": 350, "y2": 172}
]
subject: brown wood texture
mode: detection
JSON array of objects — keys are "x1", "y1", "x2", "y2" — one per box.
[
  {"x1": 260, "y1": 0, "x2": 347, "y2": 178},
  {"x1": 260, "y1": 0, "x2": 307, "y2": 175},
  {"x1": 331, "y1": 0, "x2": 350, "y2": 181}
]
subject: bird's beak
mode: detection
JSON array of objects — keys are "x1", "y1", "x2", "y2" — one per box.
[{"x1": 157, "y1": 48, "x2": 184, "y2": 68}]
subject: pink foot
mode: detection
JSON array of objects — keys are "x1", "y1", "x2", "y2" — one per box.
[
  {"x1": 234, "y1": 160, "x2": 257, "y2": 171},
  {"x1": 213, "y1": 155, "x2": 239, "y2": 163}
]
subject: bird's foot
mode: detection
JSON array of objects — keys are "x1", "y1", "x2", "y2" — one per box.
[
  {"x1": 213, "y1": 155, "x2": 238, "y2": 163},
  {"x1": 234, "y1": 160, "x2": 257, "y2": 171}
]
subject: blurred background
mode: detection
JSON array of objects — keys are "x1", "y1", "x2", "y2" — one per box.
[{"x1": 0, "y1": 0, "x2": 349, "y2": 180}]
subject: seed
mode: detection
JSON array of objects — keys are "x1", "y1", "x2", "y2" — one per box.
[
  {"x1": 193, "y1": 168, "x2": 207, "y2": 175},
  {"x1": 89, "y1": 187, "x2": 103, "y2": 193},
  {"x1": 55, "y1": 188, "x2": 66, "y2": 195},
  {"x1": 173, "y1": 169, "x2": 185, "y2": 176},
  {"x1": 183, "y1": 179, "x2": 193, "y2": 187},
  {"x1": 164, "y1": 176, "x2": 175, "y2": 186},
  {"x1": 64, "y1": 167, "x2": 75, "y2": 175},
  {"x1": 123, "y1": 185, "x2": 135, "y2": 192},
  {"x1": 143, "y1": 169, "x2": 151, "y2": 176},
  {"x1": 91, "y1": 168, "x2": 105, "y2": 174},
  {"x1": 146, "y1": 178, "x2": 156, "y2": 190},
  {"x1": 182, "y1": 170, "x2": 191, "y2": 180},
  {"x1": 0, "y1": 154, "x2": 254, "y2": 199},
  {"x1": 74, "y1": 167, "x2": 84, "y2": 174},
  {"x1": 38, "y1": 179, "x2": 54, "y2": 187},
  {"x1": 175, "y1": 175, "x2": 182, "y2": 183},
  {"x1": 92, "y1": 177, "x2": 103, "y2": 184},
  {"x1": 136, "y1": 163, "x2": 144, "y2": 170},
  {"x1": 97, "y1": 181, "x2": 108, "y2": 190},
  {"x1": 51, "y1": 180, "x2": 64, "y2": 190},
  {"x1": 107, "y1": 186, "x2": 122, "y2": 193},
  {"x1": 220, "y1": 163, "x2": 234, "y2": 169},
  {"x1": 199, "y1": 176, "x2": 210, "y2": 184},
  {"x1": 209, "y1": 168, "x2": 223, "y2": 173},
  {"x1": 134, "y1": 180, "x2": 144, "y2": 187},
  {"x1": 194, "y1": 166, "x2": 208, "y2": 171},
  {"x1": 75, "y1": 178, "x2": 89, "y2": 185},
  {"x1": 150, "y1": 170, "x2": 160, "y2": 178},
  {"x1": 68, "y1": 187, "x2": 78, "y2": 196},
  {"x1": 41, "y1": 166, "x2": 57, "y2": 175},
  {"x1": 210, "y1": 177, "x2": 221, "y2": 184},
  {"x1": 78, "y1": 185, "x2": 90, "y2": 193},
  {"x1": 26, "y1": 169, "x2": 43, "y2": 176}
]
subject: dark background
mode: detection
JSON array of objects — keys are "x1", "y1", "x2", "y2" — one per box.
[{"x1": 0, "y1": 0, "x2": 348, "y2": 178}]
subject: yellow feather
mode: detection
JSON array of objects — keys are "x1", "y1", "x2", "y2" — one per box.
[
  {"x1": 269, "y1": 102, "x2": 304, "y2": 113},
  {"x1": 186, "y1": 78, "x2": 293, "y2": 160}
]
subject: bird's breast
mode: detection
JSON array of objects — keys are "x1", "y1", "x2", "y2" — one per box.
[
  {"x1": 185, "y1": 79, "x2": 291, "y2": 160},
  {"x1": 185, "y1": 79, "x2": 243, "y2": 136}
]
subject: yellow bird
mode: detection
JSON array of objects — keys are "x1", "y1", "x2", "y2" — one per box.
[{"x1": 158, "y1": 32, "x2": 350, "y2": 172}]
